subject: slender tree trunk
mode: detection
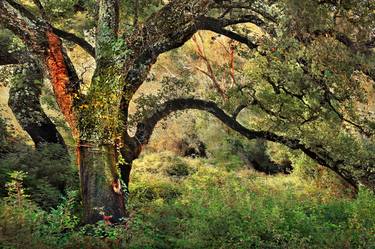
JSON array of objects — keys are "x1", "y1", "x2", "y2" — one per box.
[{"x1": 79, "y1": 143, "x2": 126, "y2": 224}]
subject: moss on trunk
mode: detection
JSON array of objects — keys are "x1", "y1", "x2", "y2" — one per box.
[{"x1": 79, "y1": 143, "x2": 126, "y2": 224}]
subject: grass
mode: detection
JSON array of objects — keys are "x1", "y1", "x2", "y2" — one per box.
[{"x1": 0, "y1": 152, "x2": 374, "y2": 249}]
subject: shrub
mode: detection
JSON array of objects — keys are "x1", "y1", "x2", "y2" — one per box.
[
  {"x1": 0, "y1": 144, "x2": 78, "y2": 209},
  {"x1": 1, "y1": 153, "x2": 374, "y2": 249},
  {"x1": 126, "y1": 156, "x2": 375, "y2": 249}
]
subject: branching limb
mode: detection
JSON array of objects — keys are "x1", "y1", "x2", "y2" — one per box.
[
  {"x1": 96, "y1": 0, "x2": 119, "y2": 68},
  {"x1": 0, "y1": 0, "x2": 80, "y2": 133},
  {"x1": 52, "y1": 27, "x2": 95, "y2": 57},
  {"x1": 0, "y1": 47, "x2": 31, "y2": 65},
  {"x1": 133, "y1": 97, "x2": 359, "y2": 190},
  {"x1": 32, "y1": 0, "x2": 49, "y2": 21}
]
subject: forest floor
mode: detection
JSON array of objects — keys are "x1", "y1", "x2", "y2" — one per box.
[{"x1": 1, "y1": 151, "x2": 374, "y2": 249}]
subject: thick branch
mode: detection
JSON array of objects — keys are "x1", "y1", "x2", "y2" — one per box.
[
  {"x1": 119, "y1": 0, "x2": 221, "y2": 125},
  {"x1": 134, "y1": 98, "x2": 359, "y2": 189},
  {"x1": 120, "y1": 0, "x2": 260, "y2": 124},
  {"x1": 8, "y1": 62, "x2": 66, "y2": 149},
  {"x1": 0, "y1": 1, "x2": 79, "y2": 134},
  {"x1": 0, "y1": 48, "x2": 30, "y2": 65},
  {"x1": 96, "y1": 0, "x2": 119, "y2": 67},
  {"x1": 201, "y1": 15, "x2": 266, "y2": 27},
  {"x1": 213, "y1": 2, "x2": 278, "y2": 23},
  {"x1": 205, "y1": 26, "x2": 258, "y2": 49},
  {"x1": 196, "y1": 16, "x2": 260, "y2": 48},
  {"x1": 52, "y1": 27, "x2": 95, "y2": 57},
  {"x1": 5, "y1": 0, "x2": 37, "y2": 22}
]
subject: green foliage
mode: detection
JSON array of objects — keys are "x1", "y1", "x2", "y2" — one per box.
[
  {"x1": 0, "y1": 144, "x2": 77, "y2": 209},
  {"x1": 0, "y1": 154, "x2": 374, "y2": 248},
  {"x1": 127, "y1": 155, "x2": 375, "y2": 249},
  {"x1": 0, "y1": 172, "x2": 46, "y2": 249},
  {"x1": 130, "y1": 76, "x2": 197, "y2": 127},
  {"x1": 40, "y1": 0, "x2": 97, "y2": 32},
  {"x1": 4, "y1": 171, "x2": 29, "y2": 204},
  {"x1": 121, "y1": 0, "x2": 164, "y2": 26},
  {"x1": 226, "y1": 0, "x2": 375, "y2": 184},
  {"x1": 130, "y1": 153, "x2": 197, "y2": 204},
  {"x1": 46, "y1": 190, "x2": 80, "y2": 233}
]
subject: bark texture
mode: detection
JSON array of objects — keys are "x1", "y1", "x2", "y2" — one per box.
[
  {"x1": 8, "y1": 62, "x2": 66, "y2": 148},
  {"x1": 79, "y1": 144, "x2": 125, "y2": 224},
  {"x1": 0, "y1": 0, "x2": 79, "y2": 134}
]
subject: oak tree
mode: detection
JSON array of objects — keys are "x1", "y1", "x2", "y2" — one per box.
[{"x1": 0, "y1": 0, "x2": 374, "y2": 224}]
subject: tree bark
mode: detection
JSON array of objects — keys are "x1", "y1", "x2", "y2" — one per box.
[
  {"x1": 8, "y1": 62, "x2": 66, "y2": 149},
  {"x1": 79, "y1": 143, "x2": 126, "y2": 224}
]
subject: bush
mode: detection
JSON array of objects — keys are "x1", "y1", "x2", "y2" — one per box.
[
  {"x1": 126, "y1": 156, "x2": 375, "y2": 249},
  {"x1": 1, "y1": 153, "x2": 374, "y2": 249},
  {"x1": 132, "y1": 152, "x2": 196, "y2": 178},
  {"x1": 0, "y1": 144, "x2": 77, "y2": 209},
  {"x1": 130, "y1": 152, "x2": 195, "y2": 205},
  {"x1": 0, "y1": 173, "x2": 130, "y2": 249}
]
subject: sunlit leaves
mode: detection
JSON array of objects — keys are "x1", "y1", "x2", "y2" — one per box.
[{"x1": 77, "y1": 66, "x2": 125, "y2": 142}]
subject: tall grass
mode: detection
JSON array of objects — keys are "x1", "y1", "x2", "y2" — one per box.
[{"x1": 1, "y1": 152, "x2": 374, "y2": 249}]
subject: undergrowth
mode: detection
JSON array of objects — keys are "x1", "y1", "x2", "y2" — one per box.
[{"x1": 0, "y1": 152, "x2": 374, "y2": 249}]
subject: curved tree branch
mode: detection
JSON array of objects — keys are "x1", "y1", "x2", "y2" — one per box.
[
  {"x1": 202, "y1": 25, "x2": 258, "y2": 49},
  {"x1": 195, "y1": 16, "x2": 262, "y2": 49},
  {"x1": 134, "y1": 97, "x2": 360, "y2": 190},
  {"x1": 5, "y1": 0, "x2": 37, "y2": 22},
  {"x1": 119, "y1": 0, "x2": 263, "y2": 125},
  {"x1": 2, "y1": 1, "x2": 94, "y2": 58}
]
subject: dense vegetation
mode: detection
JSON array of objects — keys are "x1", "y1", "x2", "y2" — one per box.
[
  {"x1": 0, "y1": 0, "x2": 375, "y2": 248},
  {"x1": 1, "y1": 149, "x2": 375, "y2": 249}
]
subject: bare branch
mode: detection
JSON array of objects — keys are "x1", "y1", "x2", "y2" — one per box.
[{"x1": 192, "y1": 34, "x2": 227, "y2": 98}]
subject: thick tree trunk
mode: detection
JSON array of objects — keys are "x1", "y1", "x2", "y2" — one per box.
[{"x1": 79, "y1": 143, "x2": 126, "y2": 224}]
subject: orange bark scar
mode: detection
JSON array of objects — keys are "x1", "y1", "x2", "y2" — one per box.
[{"x1": 45, "y1": 31, "x2": 78, "y2": 136}]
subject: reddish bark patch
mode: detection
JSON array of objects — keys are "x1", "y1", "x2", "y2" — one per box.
[{"x1": 45, "y1": 31, "x2": 78, "y2": 136}]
